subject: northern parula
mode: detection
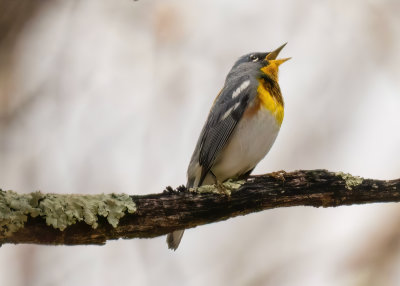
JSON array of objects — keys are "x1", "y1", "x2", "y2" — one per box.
[{"x1": 167, "y1": 44, "x2": 290, "y2": 250}]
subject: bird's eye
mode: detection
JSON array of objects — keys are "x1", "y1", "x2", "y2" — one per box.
[{"x1": 249, "y1": 54, "x2": 258, "y2": 62}]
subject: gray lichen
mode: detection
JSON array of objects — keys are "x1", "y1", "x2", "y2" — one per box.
[
  {"x1": 335, "y1": 172, "x2": 364, "y2": 190},
  {"x1": 0, "y1": 190, "x2": 136, "y2": 237}
]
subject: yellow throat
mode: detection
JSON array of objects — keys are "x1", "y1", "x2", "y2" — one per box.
[{"x1": 257, "y1": 58, "x2": 289, "y2": 126}]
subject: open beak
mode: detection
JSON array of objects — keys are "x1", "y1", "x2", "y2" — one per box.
[
  {"x1": 265, "y1": 43, "x2": 291, "y2": 66},
  {"x1": 266, "y1": 43, "x2": 287, "y2": 60}
]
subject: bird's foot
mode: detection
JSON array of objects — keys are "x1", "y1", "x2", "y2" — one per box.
[{"x1": 215, "y1": 181, "x2": 231, "y2": 196}]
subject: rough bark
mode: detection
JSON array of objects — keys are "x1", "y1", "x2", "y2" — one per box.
[{"x1": 1, "y1": 169, "x2": 399, "y2": 246}]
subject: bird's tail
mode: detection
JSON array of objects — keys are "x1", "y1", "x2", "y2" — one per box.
[
  {"x1": 166, "y1": 176, "x2": 200, "y2": 250},
  {"x1": 166, "y1": 230, "x2": 185, "y2": 251}
]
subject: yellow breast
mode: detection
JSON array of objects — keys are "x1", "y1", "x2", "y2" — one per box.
[{"x1": 257, "y1": 79, "x2": 284, "y2": 126}]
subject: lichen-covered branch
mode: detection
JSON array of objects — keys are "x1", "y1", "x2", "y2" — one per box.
[{"x1": 0, "y1": 169, "x2": 399, "y2": 246}]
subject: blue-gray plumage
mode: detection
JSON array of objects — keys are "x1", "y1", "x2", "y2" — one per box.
[{"x1": 197, "y1": 58, "x2": 267, "y2": 186}]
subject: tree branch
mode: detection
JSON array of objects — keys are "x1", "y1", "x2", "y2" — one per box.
[{"x1": 1, "y1": 169, "x2": 399, "y2": 246}]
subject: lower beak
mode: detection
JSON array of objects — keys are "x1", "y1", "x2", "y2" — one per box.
[
  {"x1": 266, "y1": 43, "x2": 287, "y2": 60},
  {"x1": 270, "y1": 57, "x2": 291, "y2": 66}
]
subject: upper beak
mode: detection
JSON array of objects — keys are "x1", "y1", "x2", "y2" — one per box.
[{"x1": 266, "y1": 43, "x2": 287, "y2": 60}]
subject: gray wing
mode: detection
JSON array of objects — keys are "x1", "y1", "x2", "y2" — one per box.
[{"x1": 197, "y1": 75, "x2": 256, "y2": 185}]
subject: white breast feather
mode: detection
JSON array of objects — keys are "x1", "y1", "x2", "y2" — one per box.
[{"x1": 212, "y1": 107, "x2": 280, "y2": 181}]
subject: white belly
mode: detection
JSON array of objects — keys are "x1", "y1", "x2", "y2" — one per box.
[{"x1": 211, "y1": 107, "x2": 281, "y2": 181}]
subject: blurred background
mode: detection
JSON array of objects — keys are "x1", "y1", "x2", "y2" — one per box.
[{"x1": 1, "y1": 0, "x2": 400, "y2": 285}]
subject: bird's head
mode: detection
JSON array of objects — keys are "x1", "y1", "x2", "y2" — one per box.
[{"x1": 232, "y1": 43, "x2": 290, "y2": 82}]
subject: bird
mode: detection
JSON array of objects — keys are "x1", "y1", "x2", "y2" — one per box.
[{"x1": 167, "y1": 43, "x2": 290, "y2": 250}]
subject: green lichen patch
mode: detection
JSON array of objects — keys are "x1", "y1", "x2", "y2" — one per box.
[
  {"x1": 191, "y1": 179, "x2": 245, "y2": 195},
  {"x1": 0, "y1": 190, "x2": 136, "y2": 237},
  {"x1": 224, "y1": 179, "x2": 245, "y2": 190},
  {"x1": 335, "y1": 172, "x2": 364, "y2": 190}
]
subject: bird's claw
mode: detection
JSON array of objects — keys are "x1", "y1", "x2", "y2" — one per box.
[{"x1": 216, "y1": 181, "x2": 231, "y2": 196}]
